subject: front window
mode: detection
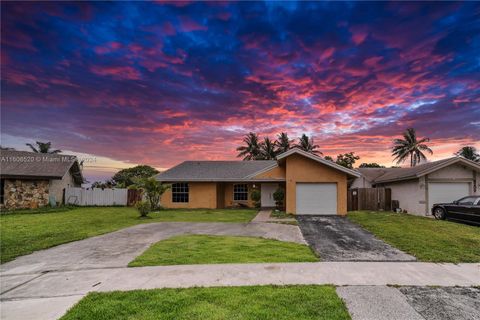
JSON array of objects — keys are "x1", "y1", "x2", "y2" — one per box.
[
  {"x1": 172, "y1": 183, "x2": 189, "y2": 203},
  {"x1": 233, "y1": 184, "x2": 248, "y2": 201}
]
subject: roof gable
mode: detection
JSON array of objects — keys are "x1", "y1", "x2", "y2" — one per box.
[{"x1": 276, "y1": 148, "x2": 361, "y2": 178}]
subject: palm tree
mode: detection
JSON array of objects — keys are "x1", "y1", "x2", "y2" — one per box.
[
  {"x1": 392, "y1": 128, "x2": 433, "y2": 167},
  {"x1": 275, "y1": 132, "x2": 293, "y2": 154},
  {"x1": 236, "y1": 132, "x2": 262, "y2": 160},
  {"x1": 260, "y1": 137, "x2": 277, "y2": 160},
  {"x1": 295, "y1": 134, "x2": 322, "y2": 155},
  {"x1": 455, "y1": 146, "x2": 480, "y2": 162},
  {"x1": 26, "y1": 141, "x2": 61, "y2": 154}
]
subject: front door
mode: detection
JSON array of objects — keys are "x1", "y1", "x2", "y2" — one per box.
[{"x1": 261, "y1": 183, "x2": 278, "y2": 207}]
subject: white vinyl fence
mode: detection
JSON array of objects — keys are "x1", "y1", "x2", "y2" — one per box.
[{"x1": 65, "y1": 187, "x2": 128, "y2": 206}]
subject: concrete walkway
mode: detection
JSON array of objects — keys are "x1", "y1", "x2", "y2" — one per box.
[
  {"x1": 1, "y1": 262, "x2": 479, "y2": 319},
  {"x1": 251, "y1": 209, "x2": 296, "y2": 223},
  {"x1": 0, "y1": 221, "x2": 305, "y2": 275}
]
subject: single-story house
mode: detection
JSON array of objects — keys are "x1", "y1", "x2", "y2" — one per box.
[
  {"x1": 0, "y1": 150, "x2": 84, "y2": 209},
  {"x1": 351, "y1": 157, "x2": 480, "y2": 216},
  {"x1": 156, "y1": 148, "x2": 360, "y2": 215}
]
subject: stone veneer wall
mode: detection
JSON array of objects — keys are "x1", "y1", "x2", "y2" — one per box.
[{"x1": 3, "y1": 179, "x2": 49, "y2": 209}]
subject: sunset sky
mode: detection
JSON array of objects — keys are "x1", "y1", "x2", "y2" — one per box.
[{"x1": 1, "y1": 1, "x2": 479, "y2": 182}]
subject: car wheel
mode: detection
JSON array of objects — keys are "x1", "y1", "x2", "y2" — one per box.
[{"x1": 433, "y1": 207, "x2": 446, "y2": 220}]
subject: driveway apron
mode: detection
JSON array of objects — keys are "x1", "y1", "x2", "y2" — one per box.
[{"x1": 297, "y1": 215, "x2": 416, "y2": 261}]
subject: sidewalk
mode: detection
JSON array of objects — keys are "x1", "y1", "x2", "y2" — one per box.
[{"x1": 1, "y1": 262, "x2": 479, "y2": 319}]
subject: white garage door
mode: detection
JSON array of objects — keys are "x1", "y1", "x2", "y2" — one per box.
[
  {"x1": 428, "y1": 182, "x2": 470, "y2": 209},
  {"x1": 296, "y1": 183, "x2": 337, "y2": 215}
]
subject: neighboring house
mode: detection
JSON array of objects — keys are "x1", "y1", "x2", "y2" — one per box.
[
  {"x1": 156, "y1": 148, "x2": 360, "y2": 215},
  {"x1": 0, "y1": 150, "x2": 83, "y2": 209},
  {"x1": 351, "y1": 157, "x2": 480, "y2": 216}
]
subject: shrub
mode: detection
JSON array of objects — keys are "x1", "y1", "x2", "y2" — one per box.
[
  {"x1": 273, "y1": 188, "x2": 285, "y2": 210},
  {"x1": 250, "y1": 189, "x2": 261, "y2": 208},
  {"x1": 134, "y1": 178, "x2": 170, "y2": 210},
  {"x1": 135, "y1": 200, "x2": 151, "y2": 218}
]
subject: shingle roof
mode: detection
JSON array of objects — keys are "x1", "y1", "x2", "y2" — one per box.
[
  {"x1": 156, "y1": 160, "x2": 278, "y2": 182},
  {"x1": 0, "y1": 150, "x2": 84, "y2": 183},
  {"x1": 357, "y1": 157, "x2": 479, "y2": 184},
  {"x1": 355, "y1": 168, "x2": 390, "y2": 182}
]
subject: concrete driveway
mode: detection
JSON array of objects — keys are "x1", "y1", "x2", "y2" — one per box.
[
  {"x1": 0, "y1": 221, "x2": 305, "y2": 275},
  {"x1": 337, "y1": 286, "x2": 480, "y2": 320},
  {"x1": 297, "y1": 215, "x2": 415, "y2": 261}
]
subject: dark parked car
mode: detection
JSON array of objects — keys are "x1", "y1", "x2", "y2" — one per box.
[{"x1": 432, "y1": 196, "x2": 480, "y2": 226}]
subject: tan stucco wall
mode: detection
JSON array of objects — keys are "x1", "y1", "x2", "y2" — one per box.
[
  {"x1": 428, "y1": 163, "x2": 476, "y2": 180},
  {"x1": 49, "y1": 171, "x2": 79, "y2": 205},
  {"x1": 253, "y1": 166, "x2": 286, "y2": 179},
  {"x1": 161, "y1": 182, "x2": 217, "y2": 209},
  {"x1": 378, "y1": 178, "x2": 426, "y2": 216},
  {"x1": 285, "y1": 154, "x2": 348, "y2": 215}
]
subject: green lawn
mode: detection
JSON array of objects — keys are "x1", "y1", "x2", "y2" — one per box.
[
  {"x1": 0, "y1": 207, "x2": 257, "y2": 263},
  {"x1": 61, "y1": 285, "x2": 350, "y2": 320},
  {"x1": 129, "y1": 234, "x2": 318, "y2": 266},
  {"x1": 348, "y1": 211, "x2": 480, "y2": 263}
]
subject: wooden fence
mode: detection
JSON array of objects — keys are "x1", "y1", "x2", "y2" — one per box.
[
  {"x1": 347, "y1": 188, "x2": 391, "y2": 211},
  {"x1": 127, "y1": 189, "x2": 143, "y2": 206},
  {"x1": 65, "y1": 187, "x2": 128, "y2": 206}
]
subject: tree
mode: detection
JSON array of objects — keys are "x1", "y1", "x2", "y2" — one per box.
[
  {"x1": 392, "y1": 128, "x2": 433, "y2": 167},
  {"x1": 26, "y1": 141, "x2": 61, "y2": 154},
  {"x1": 324, "y1": 156, "x2": 334, "y2": 161},
  {"x1": 0, "y1": 146, "x2": 15, "y2": 150},
  {"x1": 112, "y1": 165, "x2": 159, "y2": 187},
  {"x1": 135, "y1": 177, "x2": 169, "y2": 210},
  {"x1": 295, "y1": 134, "x2": 322, "y2": 155},
  {"x1": 91, "y1": 180, "x2": 115, "y2": 189},
  {"x1": 260, "y1": 137, "x2": 277, "y2": 160},
  {"x1": 335, "y1": 152, "x2": 360, "y2": 169},
  {"x1": 275, "y1": 132, "x2": 293, "y2": 154},
  {"x1": 359, "y1": 163, "x2": 385, "y2": 168},
  {"x1": 236, "y1": 132, "x2": 262, "y2": 160},
  {"x1": 455, "y1": 146, "x2": 480, "y2": 162}
]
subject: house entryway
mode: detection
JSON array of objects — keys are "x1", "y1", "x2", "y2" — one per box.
[{"x1": 261, "y1": 183, "x2": 278, "y2": 207}]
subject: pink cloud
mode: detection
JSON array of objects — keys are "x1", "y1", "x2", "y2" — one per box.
[
  {"x1": 90, "y1": 65, "x2": 141, "y2": 80},
  {"x1": 94, "y1": 42, "x2": 122, "y2": 55},
  {"x1": 179, "y1": 16, "x2": 207, "y2": 32},
  {"x1": 350, "y1": 26, "x2": 369, "y2": 45}
]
